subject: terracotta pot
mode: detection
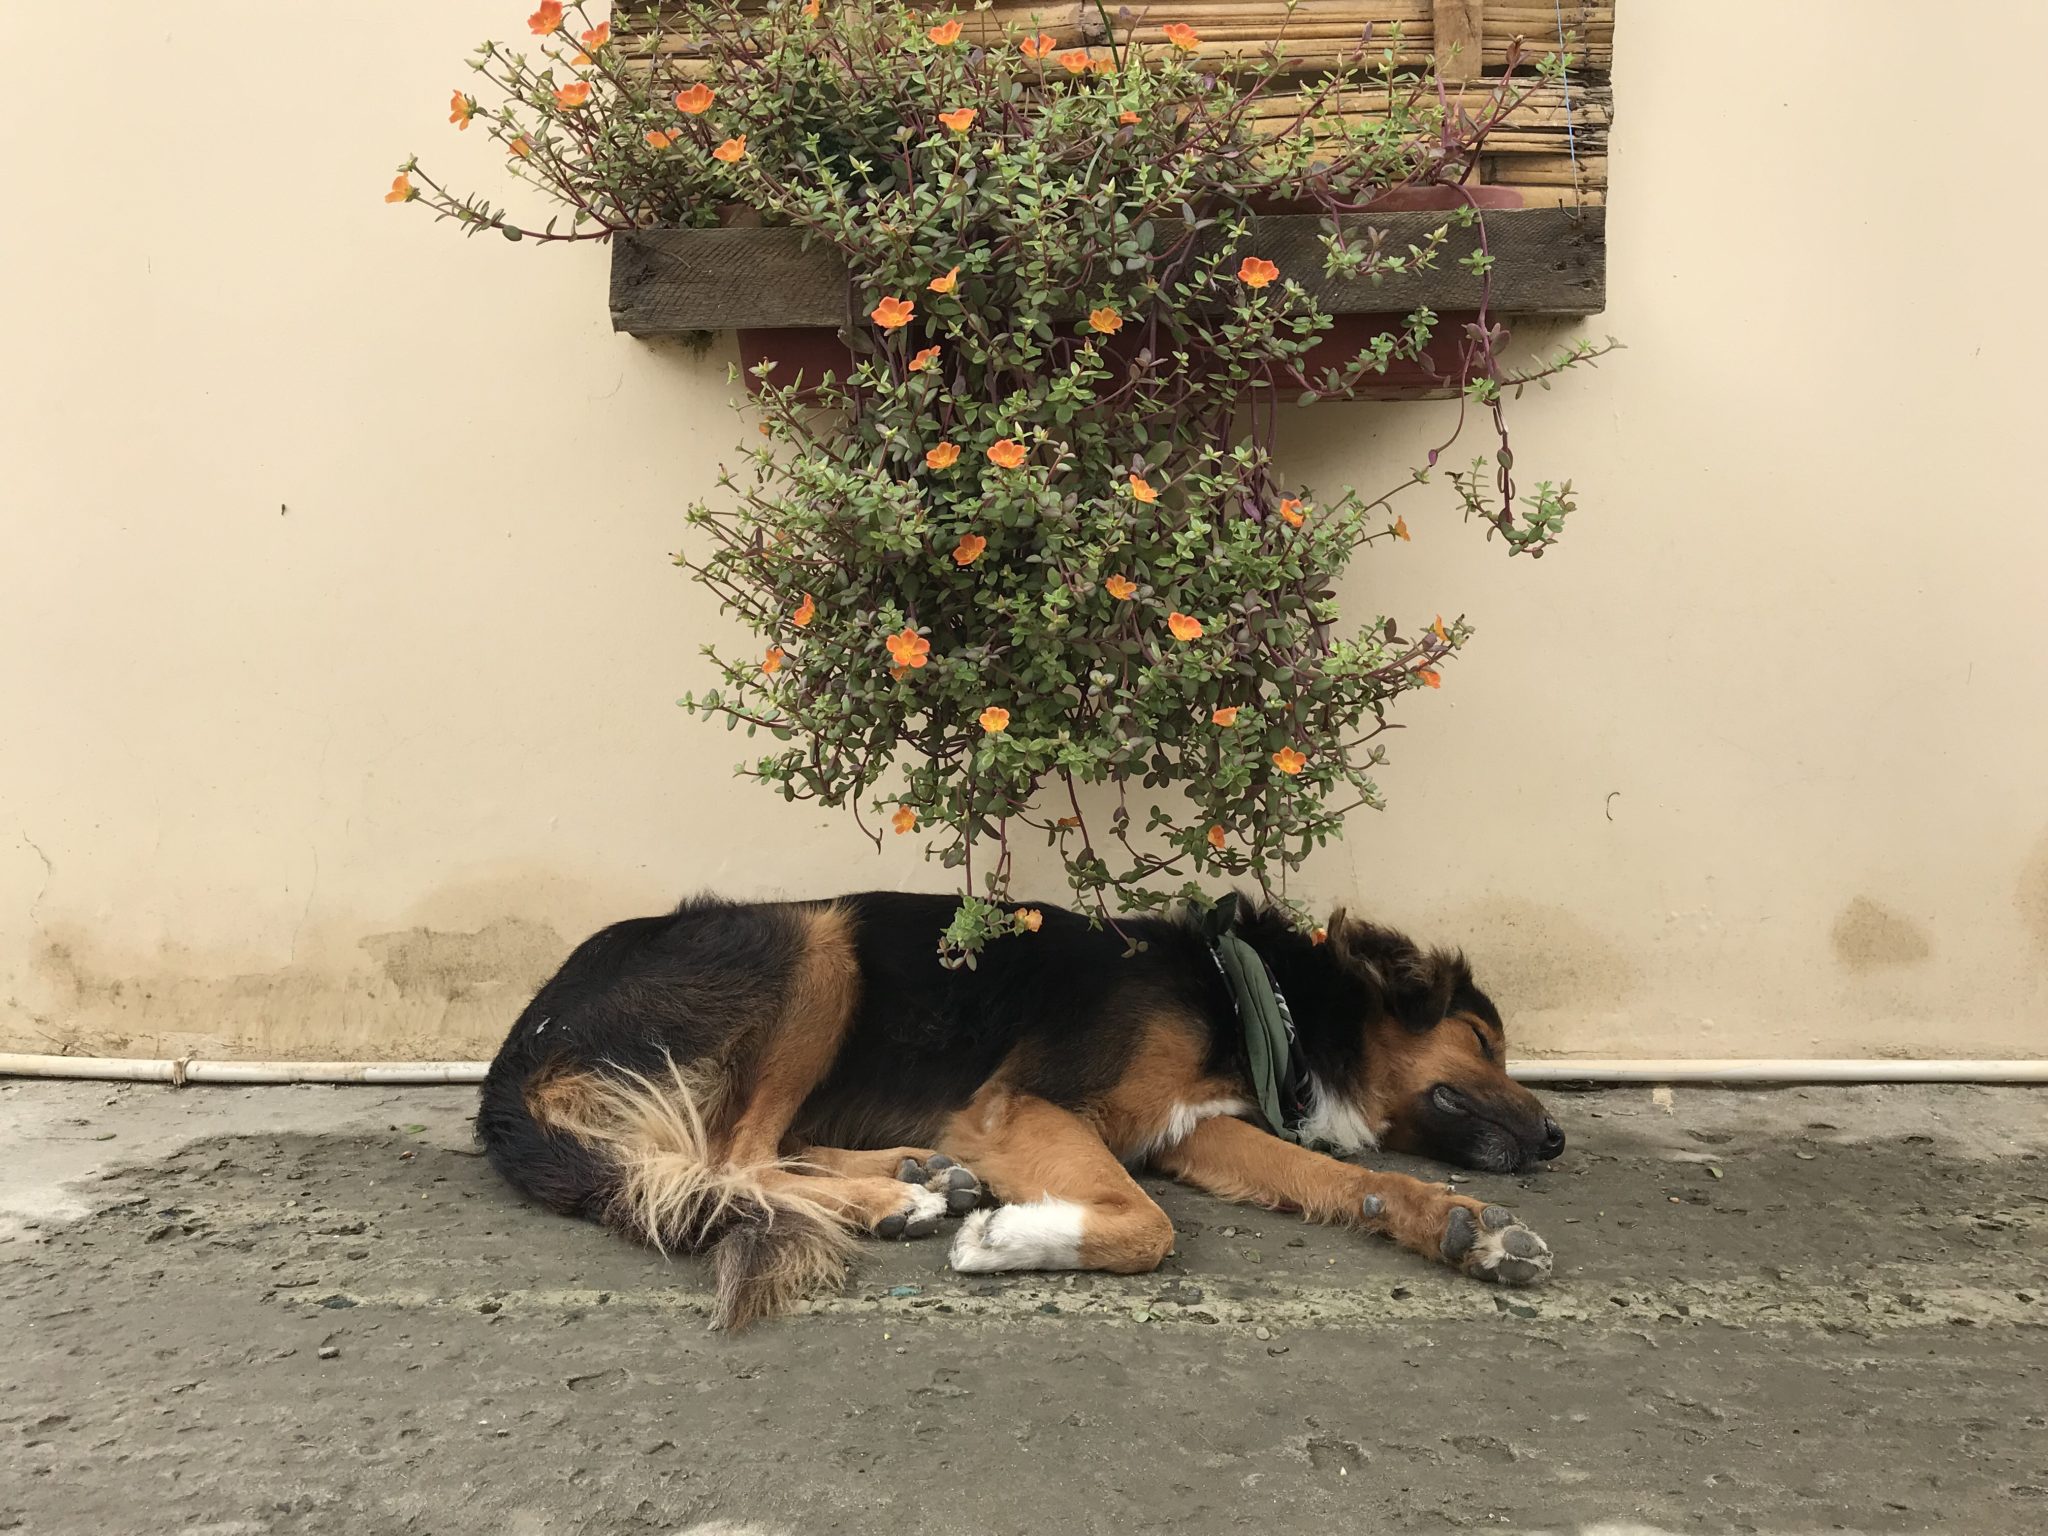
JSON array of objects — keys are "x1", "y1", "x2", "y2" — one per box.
[
  {"x1": 735, "y1": 327, "x2": 856, "y2": 395},
  {"x1": 1359, "y1": 183, "x2": 1524, "y2": 212}
]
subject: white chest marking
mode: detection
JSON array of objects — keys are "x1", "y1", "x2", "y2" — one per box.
[{"x1": 1296, "y1": 1077, "x2": 1380, "y2": 1153}]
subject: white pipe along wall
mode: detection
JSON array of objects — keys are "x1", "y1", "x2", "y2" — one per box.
[{"x1": 4, "y1": 1053, "x2": 2047, "y2": 1087}]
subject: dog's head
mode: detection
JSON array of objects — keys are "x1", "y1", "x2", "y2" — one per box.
[{"x1": 1325, "y1": 915, "x2": 1564, "y2": 1173}]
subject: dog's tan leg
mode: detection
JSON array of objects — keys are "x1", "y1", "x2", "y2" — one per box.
[
  {"x1": 792, "y1": 1145, "x2": 937, "y2": 1177},
  {"x1": 1152, "y1": 1114, "x2": 1552, "y2": 1286},
  {"x1": 747, "y1": 1167, "x2": 958, "y2": 1240},
  {"x1": 788, "y1": 1145, "x2": 986, "y2": 1220},
  {"x1": 934, "y1": 1088, "x2": 1174, "y2": 1274},
  {"x1": 721, "y1": 905, "x2": 861, "y2": 1168}
]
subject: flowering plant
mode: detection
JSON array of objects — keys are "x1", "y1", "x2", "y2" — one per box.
[{"x1": 400, "y1": 2, "x2": 1613, "y2": 958}]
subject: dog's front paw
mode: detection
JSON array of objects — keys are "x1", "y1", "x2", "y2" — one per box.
[
  {"x1": 896, "y1": 1153, "x2": 984, "y2": 1215},
  {"x1": 1441, "y1": 1203, "x2": 1552, "y2": 1286},
  {"x1": 874, "y1": 1183, "x2": 949, "y2": 1240}
]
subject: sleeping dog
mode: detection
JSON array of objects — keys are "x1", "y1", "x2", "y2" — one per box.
[{"x1": 478, "y1": 891, "x2": 1563, "y2": 1327}]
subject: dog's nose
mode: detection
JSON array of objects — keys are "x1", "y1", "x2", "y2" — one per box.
[{"x1": 1537, "y1": 1118, "x2": 1566, "y2": 1159}]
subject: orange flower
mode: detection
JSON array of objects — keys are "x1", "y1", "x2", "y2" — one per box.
[
  {"x1": 1090, "y1": 56, "x2": 1117, "y2": 74},
  {"x1": 938, "y1": 107, "x2": 978, "y2": 133},
  {"x1": 1105, "y1": 575, "x2": 1137, "y2": 601},
  {"x1": 1271, "y1": 747, "x2": 1307, "y2": 775},
  {"x1": 1166, "y1": 612, "x2": 1203, "y2": 642},
  {"x1": 674, "y1": 83, "x2": 716, "y2": 114},
  {"x1": 1277, "y1": 497, "x2": 1304, "y2": 527},
  {"x1": 508, "y1": 135, "x2": 533, "y2": 158},
  {"x1": 449, "y1": 91, "x2": 473, "y2": 129},
  {"x1": 952, "y1": 533, "x2": 987, "y2": 566},
  {"x1": 804, "y1": 0, "x2": 820, "y2": 16},
  {"x1": 384, "y1": 173, "x2": 414, "y2": 204},
  {"x1": 925, "y1": 441, "x2": 961, "y2": 470},
  {"x1": 554, "y1": 81, "x2": 591, "y2": 109},
  {"x1": 644, "y1": 129, "x2": 676, "y2": 149},
  {"x1": 1431, "y1": 613, "x2": 1448, "y2": 642},
  {"x1": 1207, "y1": 824, "x2": 1226, "y2": 851},
  {"x1": 928, "y1": 266, "x2": 960, "y2": 294},
  {"x1": 885, "y1": 628, "x2": 931, "y2": 669},
  {"x1": 712, "y1": 135, "x2": 747, "y2": 163},
  {"x1": 1160, "y1": 21, "x2": 1201, "y2": 50},
  {"x1": 1237, "y1": 255, "x2": 1279, "y2": 288},
  {"x1": 979, "y1": 706, "x2": 1011, "y2": 734},
  {"x1": 579, "y1": 21, "x2": 610, "y2": 50},
  {"x1": 927, "y1": 18, "x2": 963, "y2": 45},
  {"x1": 1057, "y1": 49, "x2": 1092, "y2": 73},
  {"x1": 761, "y1": 646, "x2": 785, "y2": 676},
  {"x1": 986, "y1": 439, "x2": 1027, "y2": 469},
  {"x1": 1020, "y1": 32, "x2": 1057, "y2": 60},
  {"x1": 1211, "y1": 706, "x2": 1239, "y2": 726},
  {"x1": 1016, "y1": 907, "x2": 1044, "y2": 932},
  {"x1": 892, "y1": 805, "x2": 918, "y2": 834},
  {"x1": 1393, "y1": 515, "x2": 1411, "y2": 541},
  {"x1": 1056, "y1": 815, "x2": 1083, "y2": 828},
  {"x1": 909, "y1": 345, "x2": 941, "y2": 373},
  {"x1": 793, "y1": 593, "x2": 816, "y2": 628},
  {"x1": 870, "y1": 295, "x2": 914, "y2": 329},
  {"x1": 1310, "y1": 926, "x2": 1328, "y2": 946},
  {"x1": 1416, "y1": 667, "x2": 1442, "y2": 689},
  {"x1": 528, "y1": 1, "x2": 563, "y2": 35},
  {"x1": 1128, "y1": 475, "x2": 1158, "y2": 504},
  {"x1": 1088, "y1": 306, "x2": 1123, "y2": 334},
  {"x1": 1118, "y1": 109, "x2": 1140, "y2": 125}
]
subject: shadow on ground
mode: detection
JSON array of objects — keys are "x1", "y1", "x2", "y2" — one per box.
[{"x1": 2, "y1": 1081, "x2": 2045, "y2": 1534}]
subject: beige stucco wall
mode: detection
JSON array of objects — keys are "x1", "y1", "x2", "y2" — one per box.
[{"x1": 3, "y1": 2, "x2": 2044, "y2": 1062}]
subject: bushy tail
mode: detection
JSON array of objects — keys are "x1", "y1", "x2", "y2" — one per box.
[{"x1": 525, "y1": 1056, "x2": 857, "y2": 1329}]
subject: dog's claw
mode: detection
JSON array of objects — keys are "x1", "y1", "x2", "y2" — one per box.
[{"x1": 1441, "y1": 1205, "x2": 1478, "y2": 1260}]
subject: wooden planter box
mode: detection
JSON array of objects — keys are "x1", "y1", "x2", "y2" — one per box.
[
  {"x1": 609, "y1": 207, "x2": 1605, "y2": 337},
  {"x1": 612, "y1": 1, "x2": 1613, "y2": 373}
]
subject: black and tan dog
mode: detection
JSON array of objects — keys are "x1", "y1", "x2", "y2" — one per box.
[{"x1": 478, "y1": 891, "x2": 1563, "y2": 1327}]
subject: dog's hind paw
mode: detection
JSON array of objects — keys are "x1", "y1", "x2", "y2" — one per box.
[
  {"x1": 1441, "y1": 1204, "x2": 1552, "y2": 1286},
  {"x1": 896, "y1": 1153, "x2": 985, "y2": 1216},
  {"x1": 875, "y1": 1183, "x2": 949, "y2": 1241}
]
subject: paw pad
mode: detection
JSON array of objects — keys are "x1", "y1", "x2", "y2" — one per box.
[
  {"x1": 1444, "y1": 1204, "x2": 1552, "y2": 1286},
  {"x1": 895, "y1": 1155, "x2": 985, "y2": 1215}
]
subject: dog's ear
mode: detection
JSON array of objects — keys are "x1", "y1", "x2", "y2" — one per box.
[{"x1": 1327, "y1": 916, "x2": 1467, "y2": 1030}]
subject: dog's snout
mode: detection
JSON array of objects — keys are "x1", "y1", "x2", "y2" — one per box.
[{"x1": 1537, "y1": 1117, "x2": 1566, "y2": 1160}]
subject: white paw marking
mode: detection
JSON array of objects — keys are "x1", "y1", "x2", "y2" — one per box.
[
  {"x1": 901, "y1": 1184, "x2": 947, "y2": 1224},
  {"x1": 1297, "y1": 1077, "x2": 1379, "y2": 1153},
  {"x1": 947, "y1": 1197, "x2": 1086, "y2": 1272}
]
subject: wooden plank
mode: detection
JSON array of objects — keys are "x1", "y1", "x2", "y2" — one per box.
[
  {"x1": 624, "y1": 3, "x2": 1614, "y2": 70},
  {"x1": 608, "y1": 227, "x2": 851, "y2": 331},
  {"x1": 610, "y1": 207, "x2": 1605, "y2": 336},
  {"x1": 1433, "y1": 0, "x2": 1485, "y2": 82}
]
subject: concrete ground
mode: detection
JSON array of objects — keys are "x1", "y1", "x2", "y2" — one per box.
[{"x1": 1, "y1": 1080, "x2": 2044, "y2": 1536}]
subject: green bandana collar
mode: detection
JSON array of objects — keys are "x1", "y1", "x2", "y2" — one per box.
[{"x1": 1208, "y1": 927, "x2": 1313, "y2": 1144}]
